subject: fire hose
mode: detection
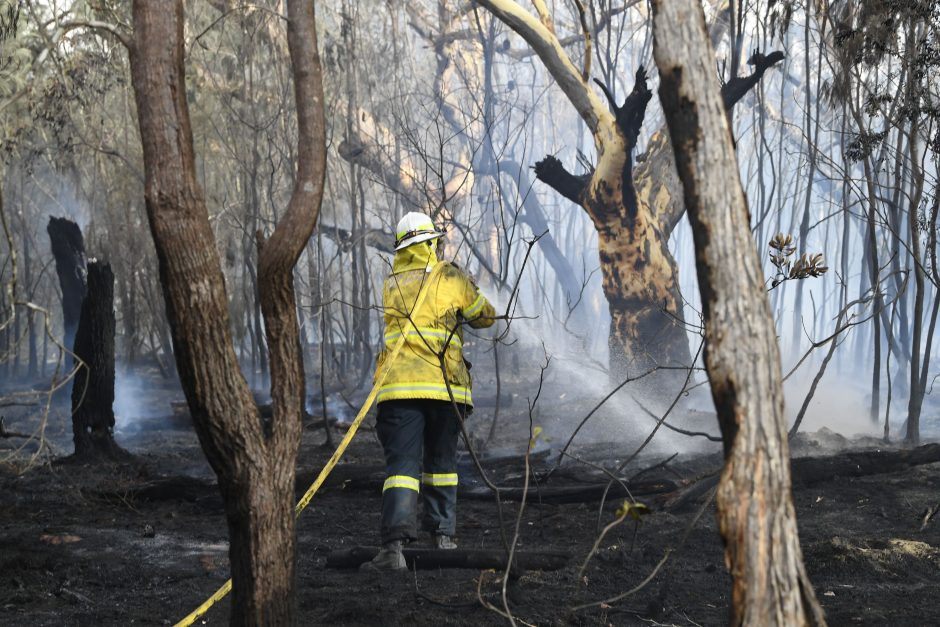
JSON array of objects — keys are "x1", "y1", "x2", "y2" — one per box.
[{"x1": 174, "y1": 264, "x2": 443, "y2": 626}]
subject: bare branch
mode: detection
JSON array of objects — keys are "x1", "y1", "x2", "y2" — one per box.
[{"x1": 474, "y1": 0, "x2": 612, "y2": 136}]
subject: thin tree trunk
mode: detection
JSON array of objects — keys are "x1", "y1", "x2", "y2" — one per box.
[
  {"x1": 905, "y1": 113, "x2": 927, "y2": 444},
  {"x1": 23, "y1": 222, "x2": 37, "y2": 378},
  {"x1": 791, "y1": 8, "x2": 822, "y2": 353},
  {"x1": 650, "y1": 2, "x2": 826, "y2": 624}
]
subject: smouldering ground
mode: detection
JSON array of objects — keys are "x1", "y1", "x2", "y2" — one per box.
[{"x1": 2, "y1": 386, "x2": 940, "y2": 626}]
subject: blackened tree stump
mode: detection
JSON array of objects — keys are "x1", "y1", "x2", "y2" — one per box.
[{"x1": 71, "y1": 260, "x2": 125, "y2": 459}]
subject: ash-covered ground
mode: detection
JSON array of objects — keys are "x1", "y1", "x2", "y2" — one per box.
[{"x1": 2, "y1": 371, "x2": 940, "y2": 626}]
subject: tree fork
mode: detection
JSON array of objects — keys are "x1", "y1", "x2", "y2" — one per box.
[{"x1": 128, "y1": 0, "x2": 326, "y2": 623}]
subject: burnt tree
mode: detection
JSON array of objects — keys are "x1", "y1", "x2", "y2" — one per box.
[
  {"x1": 128, "y1": 0, "x2": 326, "y2": 622},
  {"x1": 70, "y1": 261, "x2": 124, "y2": 459},
  {"x1": 651, "y1": 1, "x2": 825, "y2": 624},
  {"x1": 46, "y1": 216, "x2": 87, "y2": 362},
  {"x1": 477, "y1": 0, "x2": 782, "y2": 377}
]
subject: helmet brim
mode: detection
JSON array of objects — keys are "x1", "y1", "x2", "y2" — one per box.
[{"x1": 394, "y1": 231, "x2": 442, "y2": 251}]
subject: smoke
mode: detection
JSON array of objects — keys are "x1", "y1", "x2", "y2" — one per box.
[
  {"x1": 474, "y1": 308, "x2": 721, "y2": 460},
  {"x1": 27, "y1": 164, "x2": 91, "y2": 231},
  {"x1": 113, "y1": 370, "x2": 175, "y2": 434},
  {"x1": 305, "y1": 394, "x2": 354, "y2": 425}
]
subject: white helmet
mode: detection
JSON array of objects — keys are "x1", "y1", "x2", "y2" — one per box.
[{"x1": 394, "y1": 211, "x2": 443, "y2": 251}]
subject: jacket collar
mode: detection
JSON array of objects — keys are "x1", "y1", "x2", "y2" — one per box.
[{"x1": 393, "y1": 243, "x2": 438, "y2": 274}]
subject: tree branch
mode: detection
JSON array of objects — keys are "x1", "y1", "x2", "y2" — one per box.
[
  {"x1": 720, "y1": 50, "x2": 785, "y2": 110},
  {"x1": 636, "y1": 50, "x2": 785, "y2": 237},
  {"x1": 533, "y1": 154, "x2": 588, "y2": 205},
  {"x1": 57, "y1": 20, "x2": 132, "y2": 51},
  {"x1": 474, "y1": 0, "x2": 611, "y2": 135}
]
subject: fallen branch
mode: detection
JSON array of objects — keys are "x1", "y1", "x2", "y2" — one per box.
[
  {"x1": 790, "y1": 443, "x2": 940, "y2": 487},
  {"x1": 0, "y1": 416, "x2": 35, "y2": 440},
  {"x1": 461, "y1": 479, "x2": 677, "y2": 504},
  {"x1": 634, "y1": 400, "x2": 721, "y2": 442},
  {"x1": 327, "y1": 546, "x2": 570, "y2": 571},
  {"x1": 665, "y1": 443, "x2": 940, "y2": 510}
]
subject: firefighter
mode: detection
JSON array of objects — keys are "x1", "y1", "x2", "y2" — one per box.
[{"x1": 362, "y1": 211, "x2": 496, "y2": 572}]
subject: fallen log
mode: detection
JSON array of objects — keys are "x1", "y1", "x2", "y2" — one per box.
[
  {"x1": 665, "y1": 443, "x2": 940, "y2": 511},
  {"x1": 0, "y1": 416, "x2": 35, "y2": 440},
  {"x1": 121, "y1": 475, "x2": 220, "y2": 504},
  {"x1": 790, "y1": 443, "x2": 940, "y2": 487},
  {"x1": 326, "y1": 546, "x2": 570, "y2": 571},
  {"x1": 170, "y1": 399, "x2": 316, "y2": 423},
  {"x1": 461, "y1": 479, "x2": 678, "y2": 504},
  {"x1": 295, "y1": 461, "x2": 676, "y2": 503}
]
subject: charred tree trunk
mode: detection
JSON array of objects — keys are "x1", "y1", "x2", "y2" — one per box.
[
  {"x1": 534, "y1": 70, "x2": 690, "y2": 377},
  {"x1": 128, "y1": 1, "x2": 326, "y2": 623},
  {"x1": 651, "y1": 1, "x2": 825, "y2": 625},
  {"x1": 486, "y1": 16, "x2": 784, "y2": 377},
  {"x1": 70, "y1": 261, "x2": 124, "y2": 459},
  {"x1": 46, "y1": 216, "x2": 87, "y2": 363},
  {"x1": 531, "y1": 49, "x2": 781, "y2": 378}
]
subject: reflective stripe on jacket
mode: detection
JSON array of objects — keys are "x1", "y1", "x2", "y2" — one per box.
[{"x1": 375, "y1": 243, "x2": 495, "y2": 405}]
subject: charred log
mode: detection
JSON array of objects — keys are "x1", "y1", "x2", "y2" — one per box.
[
  {"x1": 666, "y1": 444, "x2": 940, "y2": 512},
  {"x1": 791, "y1": 443, "x2": 940, "y2": 488},
  {"x1": 462, "y1": 478, "x2": 677, "y2": 504},
  {"x1": 327, "y1": 546, "x2": 570, "y2": 571}
]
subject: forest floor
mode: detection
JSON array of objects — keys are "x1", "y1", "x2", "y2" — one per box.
[{"x1": 2, "y1": 372, "x2": 940, "y2": 626}]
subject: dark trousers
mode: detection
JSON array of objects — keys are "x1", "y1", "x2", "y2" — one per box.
[{"x1": 376, "y1": 399, "x2": 464, "y2": 543}]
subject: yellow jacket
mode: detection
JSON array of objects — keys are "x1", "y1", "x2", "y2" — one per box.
[{"x1": 376, "y1": 244, "x2": 495, "y2": 406}]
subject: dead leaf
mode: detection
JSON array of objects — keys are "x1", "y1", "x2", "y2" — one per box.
[
  {"x1": 199, "y1": 555, "x2": 217, "y2": 572},
  {"x1": 39, "y1": 534, "x2": 81, "y2": 545}
]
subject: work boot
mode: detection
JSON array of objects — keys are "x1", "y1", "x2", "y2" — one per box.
[
  {"x1": 432, "y1": 534, "x2": 457, "y2": 550},
  {"x1": 360, "y1": 540, "x2": 407, "y2": 572}
]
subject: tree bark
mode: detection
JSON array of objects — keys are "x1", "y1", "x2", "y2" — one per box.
[
  {"x1": 128, "y1": 1, "x2": 326, "y2": 623},
  {"x1": 46, "y1": 216, "x2": 87, "y2": 362},
  {"x1": 70, "y1": 261, "x2": 124, "y2": 459},
  {"x1": 650, "y1": 2, "x2": 825, "y2": 625}
]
